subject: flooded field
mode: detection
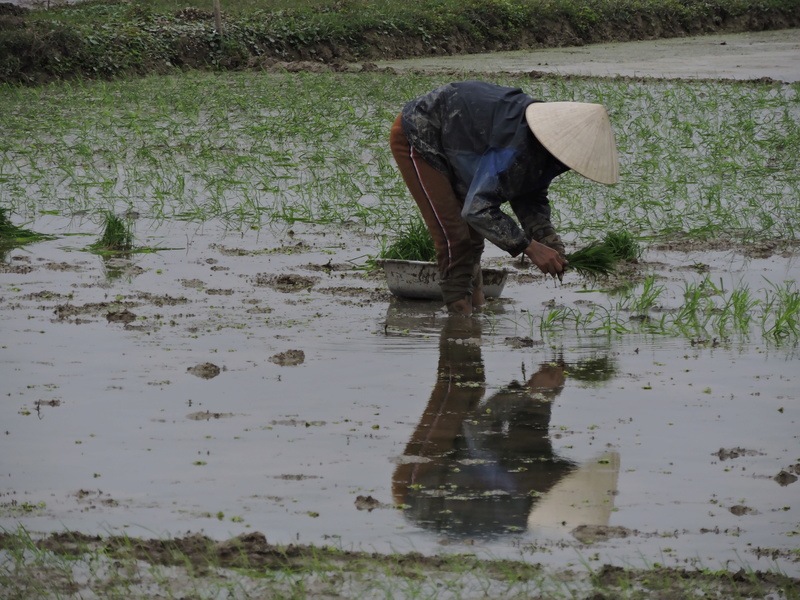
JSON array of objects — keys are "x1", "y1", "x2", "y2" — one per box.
[
  {"x1": 1, "y1": 63, "x2": 799, "y2": 595},
  {"x1": 2, "y1": 217, "x2": 798, "y2": 574}
]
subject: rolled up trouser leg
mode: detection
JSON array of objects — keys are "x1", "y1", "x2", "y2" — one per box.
[{"x1": 390, "y1": 114, "x2": 476, "y2": 303}]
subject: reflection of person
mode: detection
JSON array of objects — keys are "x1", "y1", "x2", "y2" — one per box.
[
  {"x1": 390, "y1": 81, "x2": 619, "y2": 315},
  {"x1": 392, "y1": 317, "x2": 577, "y2": 538}
]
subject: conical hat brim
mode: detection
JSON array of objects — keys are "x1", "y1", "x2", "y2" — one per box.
[{"x1": 525, "y1": 102, "x2": 619, "y2": 185}]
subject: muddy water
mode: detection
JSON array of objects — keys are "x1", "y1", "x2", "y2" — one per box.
[{"x1": 1, "y1": 215, "x2": 798, "y2": 576}]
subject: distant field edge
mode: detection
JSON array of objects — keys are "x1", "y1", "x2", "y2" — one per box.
[{"x1": 1, "y1": 0, "x2": 799, "y2": 84}]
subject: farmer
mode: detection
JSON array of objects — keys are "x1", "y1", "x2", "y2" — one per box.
[{"x1": 390, "y1": 81, "x2": 619, "y2": 315}]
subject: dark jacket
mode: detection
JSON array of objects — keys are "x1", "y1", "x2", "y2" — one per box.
[{"x1": 401, "y1": 81, "x2": 568, "y2": 257}]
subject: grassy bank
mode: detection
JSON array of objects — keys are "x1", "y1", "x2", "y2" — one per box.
[{"x1": 2, "y1": 0, "x2": 800, "y2": 84}]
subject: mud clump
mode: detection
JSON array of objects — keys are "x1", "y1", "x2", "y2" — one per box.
[
  {"x1": 181, "y1": 278, "x2": 205, "y2": 289},
  {"x1": 729, "y1": 504, "x2": 758, "y2": 516},
  {"x1": 504, "y1": 336, "x2": 541, "y2": 348},
  {"x1": 187, "y1": 362, "x2": 222, "y2": 379},
  {"x1": 774, "y1": 470, "x2": 798, "y2": 486},
  {"x1": 106, "y1": 309, "x2": 136, "y2": 324},
  {"x1": 269, "y1": 349, "x2": 305, "y2": 366},
  {"x1": 572, "y1": 524, "x2": 633, "y2": 543},
  {"x1": 714, "y1": 447, "x2": 765, "y2": 460},
  {"x1": 187, "y1": 411, "x2": 234, "y2": 420},
  {"x1": 0, "y1": 262, "x2": 33, "y2": 274},
  {"x1": 255, "y1": 273, "x2": 319, "y2": 292},
  {"x1": 354, "y1": 495, "x2": 393, "y2": 511}
]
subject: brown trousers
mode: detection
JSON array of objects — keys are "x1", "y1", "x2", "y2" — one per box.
[{"x1": 389, "y1": 114, "x2": 484, "y2": 304}]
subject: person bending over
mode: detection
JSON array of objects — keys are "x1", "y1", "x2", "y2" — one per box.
[{"x1": 390, "y1": 80, "x2": 619, "y2": 315}]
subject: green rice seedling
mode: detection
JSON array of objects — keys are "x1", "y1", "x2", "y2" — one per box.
[
  {"x1": 761, "y1": 279, "x2": 800, "y2": 341},
  {"x1": 566, "y1": 230, "x2": 641, "y2": 279},
  {"x1": 603, "y1": 230, "x2": 642, "y2": 261},
  {"x1": 0, "y1": 208, "x2": 54, "y2": 246},
  {"x1": 673, "y1": 277, "x2": 722, "y2": 335},
  {"x1": 378, "y1": 217, "x2": 436, "y2": 262},
  {"x1": 628, "y1": 274, "x2": 665, "y2": 315},
  {"x1": 593, "y1": 305, "x2": 633, "y2": 335},
  {"x1": 714, "y1": 284, "x2": 758, "y2": 336},
  {"x1": 566, "y1": 242, "x2": 617, "y2": 278},
  {"x1": 538, "y1": 306, "x2": 571, "y2": 334},
  {"x1": 729, "y1": 287, "x2": 758, "y2": 333},
  {"x1": 89, "y1": 212, "x2": 134, "y2": 253}
]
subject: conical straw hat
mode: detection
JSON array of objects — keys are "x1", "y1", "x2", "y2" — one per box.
[{"x1": 525, "y1": 102, "x2": 619, "y2": 185}]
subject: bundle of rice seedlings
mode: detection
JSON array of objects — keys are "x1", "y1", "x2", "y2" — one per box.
[
  {"x1": 566, "y1": 231, "x2": 640, "y2": 278},
  {"x1": 603, "y1": 230, "x2": 642, "y2": 261},
  {"x1": 566, "y1": 242, "x2": 617, "y2": 277},
  {"x1": 89, "y1": 212, "x2": 134, "y2": 253},
  {"x1": 379, "y1": 217, "x2": 436, "y2": 262}
]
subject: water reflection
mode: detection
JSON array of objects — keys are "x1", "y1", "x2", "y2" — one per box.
[
  {"x1": 100, "y1": 253, "x2": 144, "y2": 282},
  {"x1": 392, "y1": 316, "x2": 620, "y2": 540}
]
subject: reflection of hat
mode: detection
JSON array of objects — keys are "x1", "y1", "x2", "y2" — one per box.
[
  {"x1": 525, "y1": 102, "x2": 619, "y2": 185},
  {"x1": 527, "y1": 451, "x2": 620, "y2": 533}
]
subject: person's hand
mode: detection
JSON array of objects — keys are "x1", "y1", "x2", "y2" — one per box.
[{"x1": 523, "y1": 240, "x2": 568, "y2": 279}]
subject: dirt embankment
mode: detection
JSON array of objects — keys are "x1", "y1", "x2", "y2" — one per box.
[
  {"x1": 354, "y1": 11, "x2": 798, "y2": 63},
  {"x1": 1, "y1": 1, "x2": 799, "y2": 83}
]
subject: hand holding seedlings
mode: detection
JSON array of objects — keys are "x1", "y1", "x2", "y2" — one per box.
[
  {"x1": 524, "y1": 239, "x2": 568, "y2": 280},
  {"x1": 390, "y1": 81, "x2": 619, "y2": 315}
]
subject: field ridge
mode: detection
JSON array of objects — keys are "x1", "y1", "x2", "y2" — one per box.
[{"x1": 1, "y1": 0, "x2": 799, "y2": 84}]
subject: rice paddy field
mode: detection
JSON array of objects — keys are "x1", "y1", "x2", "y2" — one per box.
[{"x1": 1, "y1": 61, "x2": 799, "y2": 597}]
